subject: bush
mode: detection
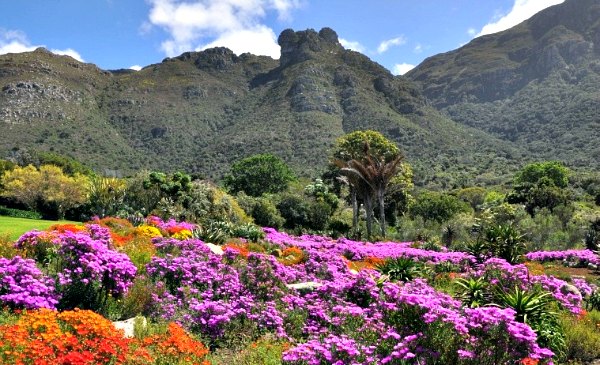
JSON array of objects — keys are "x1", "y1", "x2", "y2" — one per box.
[
  {"x1": 410, "y1": 191, "x2": 471, "y2": 223},
  {"x1": 0, "y1": 233, "x2": 18, "y2": 258},
  {"x1": 560, "y1": 311, "x2": 600, "y2": 363},
  {"x1": 277, "y1": 195, "x2": 310, "y2": 229},
  {"x1": 250, "y1": 196, "x2": 284, "y2": 229},
  {"x1": 224, "y1": 153, "x2": 295, "y2": 197},
  {"x1": 0, "y1": 206, "x2": 42, "y2": 219}
]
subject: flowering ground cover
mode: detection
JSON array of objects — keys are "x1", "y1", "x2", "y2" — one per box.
[{"x1": 1, "y1": 216, "x2": 599, "y2": 364}]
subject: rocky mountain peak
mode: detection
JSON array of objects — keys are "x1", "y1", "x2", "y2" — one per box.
[
  {"x1": 278, "y1": 27, "x2": 342, "y2": 67},
  {"x1": 172, "y1": 47, "x2": 239, "y2": 70}
]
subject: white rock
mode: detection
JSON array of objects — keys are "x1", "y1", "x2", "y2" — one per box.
[
  {"x1": 286, "y1": 281, "x2": 323, "y2": 291},
  {"x1": 205, "y1": 243, "x2": 224, "y2": 255},
  {"x1": 113, "y1": 316, "x2": 146, "y2": 338}
]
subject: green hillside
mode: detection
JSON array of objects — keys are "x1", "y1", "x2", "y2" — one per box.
[
  {"x1": 407, "y1": 0, "x2": 600, "y2": 171},
  {"x1": 0, "y1": 28, "x2": 523, "y2": 188}
]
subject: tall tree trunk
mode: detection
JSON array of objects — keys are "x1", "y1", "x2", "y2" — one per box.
[
  {"x1": 351, "y1": 187, "x2": 359, "y2": 236},
  {"x1": 364, "y1": 192, "x2": 373, "y2": 240},
  {"x1": 378, "y1": 186, "x2": 386, "y2": 237}
]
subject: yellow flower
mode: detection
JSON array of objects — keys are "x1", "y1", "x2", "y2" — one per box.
[
  {"x1": 136, "y1": 225, "x2": 163, "y2": 238},
  {"x1": 172, "y1": 229, "x2": 192, "y2": 240}
]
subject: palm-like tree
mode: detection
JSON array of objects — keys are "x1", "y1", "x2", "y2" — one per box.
[{"x1": 334, "y1": 142, "x2": 403, "y2": 239}]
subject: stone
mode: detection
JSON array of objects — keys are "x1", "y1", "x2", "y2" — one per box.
[
  {"x1": 113, "y1": 316, "x2": 146, "y2": 338},
  {"x1": 205, "y1": 243, "x2": 224, "y2": 255},
  {"x1": 286, "y1": 281, "x2": 323, "y2": 291},
  {"x1": 560, "y1": 283, "x2": 581, "y2": 297}
]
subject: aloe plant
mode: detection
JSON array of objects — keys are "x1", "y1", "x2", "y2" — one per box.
[
  {"x1": 375, "y1": 257, "x2": 421, "y2": 282},
  {"x1": 455, "y1": 277, "x2": 489, "y2": 308},
  {"x1": 494, "y1": 286, "x2": 554, "y2": 324}
]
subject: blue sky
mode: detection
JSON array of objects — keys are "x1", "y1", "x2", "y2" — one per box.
[{"x1": 0, "y1": 0, "x2": 563, "y2": 74}]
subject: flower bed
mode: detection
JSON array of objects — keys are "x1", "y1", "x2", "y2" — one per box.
[{"x1": 2, "y1": 219, "x2": 597, "y2": 364}]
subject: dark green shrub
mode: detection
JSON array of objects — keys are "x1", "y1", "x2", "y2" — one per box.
[
  {"x1": 410, "y1": 191, "x2": 471, "y2": 223},
  {"x1": 375, "y1": 257, "x2": 422, "y2": 282},
  {"x1": 224, "y1": 153, "x2": 295, "y2": 197},
  {"x1": 0, "y1": 206, "x2": 42, "y2": 219},
  {"x1": 584, "y1": 218, "x2": 600, "y2": 251},
  {"x1": 277, "y1": 195, "x2": 310, "y2": 229},
  {"x1": 251, "y1": 197, "x2": 284, "y2": 229}
]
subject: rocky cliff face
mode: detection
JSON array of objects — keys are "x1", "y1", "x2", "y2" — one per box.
[{"x1": 278, "y1": 27, "x2": 343, "y2": 67}]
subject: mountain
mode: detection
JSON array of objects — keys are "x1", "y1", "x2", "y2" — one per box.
[
  {"x1": 0, "y1": 28, "x2": 522, "y2": 188},
  {"x1": 407, "y1": 0, "x2": 600, "y2": 170}
]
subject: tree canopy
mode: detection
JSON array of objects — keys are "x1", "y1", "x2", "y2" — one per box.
[
  {"x1": 333, "y1": 130, "x2": 401, "y2": 163},
  {"x1": 1, "y1": 164, "x2": 89, "y2": 219},
  {"x1": 508, "y1": 161, "x2": 571, "y2": 215},
  {"x1": 224, "y1": 154, "x2": 296, "y2": 197}
]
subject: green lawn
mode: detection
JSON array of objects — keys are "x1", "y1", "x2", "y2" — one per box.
[{"x1": 0, "y1": 216, "x2": 80, "y2": 241}]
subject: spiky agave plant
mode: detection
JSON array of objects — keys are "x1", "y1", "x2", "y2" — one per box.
[
  {"x1": 454, "y1": 276, "x2": 489, "y2": 308},
  {"x1": 375, "y1": 257, "x2": 421, "y2": 283},
  {"x1": 494, "y1": 286, "x2": 554, "y2": 324}
]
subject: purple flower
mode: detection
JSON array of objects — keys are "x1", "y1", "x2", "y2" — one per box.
[{"x1": 0, "y1": 256, "x2": 58, "y2": 309}]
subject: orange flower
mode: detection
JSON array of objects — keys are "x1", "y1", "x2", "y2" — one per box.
[
  {"x1": 223, "y1": 242, "x2": 250, "y2": 258},
  {"x1": 524, "y1": 261, "x2": 545, "y2": 276},
  {"x1": 110, "y1": 232, "x2": 134, "y2": 247},
  {"x1": 520, "y1": 357, "x2": 539, "y2": 365},
  {"x1": 48, "y1": 224, "x2": 85, "y2": 234},
  {"x1": 0, "y1": 311, "x2": 209, "y2": 365},
  {"x1": 364, "y1": 256, "x2": 385, "y2": 267},
  {"x1": 278, "y1": 246, "x2": 306, "y2": 266},
  {"x1": 143, "y1": 322, "x2": 209, "y2": 362}
]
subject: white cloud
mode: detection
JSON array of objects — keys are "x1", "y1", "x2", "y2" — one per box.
[
  {"x1": 0, "y1": 28, "x2": 84, "y2": 62},
  {"x1": 198, "y1": 25, "x2": 280, "y2": 58},
  {"x1": 392, "y1": 63, "x2": 415, "y2": 75},
  {"x1": 467, "y1": 28, "x2": 476, "y2": 36},
  {"x1": 50, "y1": 48, "x2": 84, "y2": 62},
  {"x1": 339, "y1": 38, "x2": 365, "y2": 53},
  {"x1": 476, "y1": 0, "x2": 564, "y2": 37},
  {"x1": 413, "y1": 43, "x2": 423, "y2": 54},
  {"x1": 377, "y1": 36, "x2": 406, "y2": 54},
  {"x1": 0, "y1": 29, "x2": 36, "y2": 54},
  {"x1": 146, "y1": 0, "x2": 302, "y2": 58},
  {"x1": 129, "y1": 65, "x2": 143, "y2": 71}
]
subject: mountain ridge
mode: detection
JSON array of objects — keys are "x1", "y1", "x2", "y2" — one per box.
[
  {"x1": 1, "y1": 15, "x2": 595, "y2": 188},
  {"x1": 406, "y1": 0, "x2": 600, "y2": 172}
]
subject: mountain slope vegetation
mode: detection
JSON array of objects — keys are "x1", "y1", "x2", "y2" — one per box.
[
  {"x1": 407, "y1": 0, "x2": 600, "y2": 171},
  {"x1": 4, "y1": 0, "x2": 600, "y2": 188},
  {"x1": 0, "y1": 28, "x2": 523, "y2": 188}
]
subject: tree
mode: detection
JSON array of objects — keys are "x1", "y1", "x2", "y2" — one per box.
[
  {"x1": 1, "y1": 165, "x2": 89, "y2": 219},
  {"x1": 455, "y1": 187, "x2": 487, "y2": 211},
  {"x1": 514, "y1": 161, "x2": 569, "y2": 189},
  {"x1": 332, "y1": 130, "x2": 407, "y2": 239},
  {"x1": 410, "y1": 191, "x2": 471, "y2": 223},
  {"x1": 224, "y1": 154, "x2": 295, "y2": 197},
  {"x1": 1, "y1": 165, "x2": 42, "y2": 210},
  {"x1": 385, "y1": 163, "x2": 414, "y2": 220},
  {"x1": 507, "y1": 161, "x2": 571, "y2": 215}
]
